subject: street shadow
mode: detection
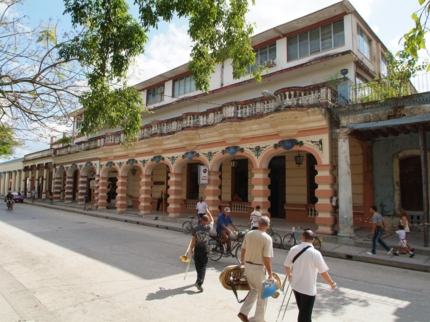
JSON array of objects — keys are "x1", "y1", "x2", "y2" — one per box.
[{"x1": 146, "y1": 284, "x2": 199, "y2": 300}]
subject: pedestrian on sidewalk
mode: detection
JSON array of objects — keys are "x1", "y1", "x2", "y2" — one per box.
[
  {"x1": 284, "y1": 229, "x2": 337, "y2": 322},
  {"x1": 190, "y1": 210, "x2": 214, "y2": 292},
  {"x1": 83, "y1": 194, "x2": 90, "y2": 211},
  {"x1": 386, "y1": 224, "x2": 415, "y2": 258},
  {"x1": 367, "y1": 206, "x2": 393, "y2": 256},
  {"x1": 48, "y1": 191, "x2": 54, "y2": 205},
  {"x1": 31, "y1": 187, "x2": 36, "y2": 203},
  {"x1": 238, "y1": 216, "x2": 273, "y2": 322},
  {"x1": 196, "y1": 196, "x2": 209, "y2": 221},
  {"x1": 399, "y1": 209, "x2": 413, "y2": 252},
  {"x1": 249, "y1": 205, "x2": 262, "y2": 230}
]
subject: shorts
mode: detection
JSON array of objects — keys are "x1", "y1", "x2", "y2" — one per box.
[{"x1": 399, "y1": 239, "x2": 407, "y2": 247}]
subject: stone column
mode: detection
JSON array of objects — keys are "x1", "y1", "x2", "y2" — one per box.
[
  {"x1": 78, "y1": 174, "x2": 88, "y2": 205},
  {"x1": 166, "y1": 172, "x2": 182, "y2": 218},
  {"x1": 314, "y1": 165, "x2": 337, "y2": 235},
  {"x1": 337, "y1": 128, "x2": 355, "y2": 238},
  {"x1": 139, "y1": 174, "x2": 153, "y2": 216},
  {"x1": 17, "y1": 170, "x2": 22, "y2": 194},
  {"x1": 97, "y1": 176, "x2": 109, "y2": 210},
  {"x1": 42, "y1": 168, "x2": 48, "y2": 199},
  {"x1": 251, "y1": 168, "x2": 271, "y2": 216},
  {"x1": 11, "y1": 171, "x2": 16, "y2": 191},
  {"x1": 64, "y1": 173, "x2": 74, "y2": 203},
  {"x1": 115, "y1": 175, "x2": 128, "y2": 214},
  {"x1": 5, "y1": 172, "x2": 10, "y2": 191},
  {"x1": 53, "y1": 173, "x2": 62, "y2": 202},
  {"x1": 1, "y1": 172, "x2": 5, "y2": 195},
  {"x1": 203, "y1": 171, "x2": 222, "y2": 216}
]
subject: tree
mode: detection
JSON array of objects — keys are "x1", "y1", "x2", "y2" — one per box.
[
  {"x1": 61, "y1": 0, "x2": 258, "y2": 142},
  {"x1": 403, "y1": 0, "x2": 430, "y2": 67},
  {"x1": 0, "y1": 0, "x2": 84, "y2": 156},
  {"x1": 0, "y1": 125, "x2": 21, "y2": 157}
]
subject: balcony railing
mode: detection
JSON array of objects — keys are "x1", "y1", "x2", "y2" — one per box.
[
  {"x1": 24, "y1": 149, "x2": 53, "y2": 161},
  {"x1": 55, "y1": 84, "x2": 336, "y2": 154}
]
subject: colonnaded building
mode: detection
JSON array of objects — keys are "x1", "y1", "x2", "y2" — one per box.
[{"x1": 1, "y1": 1, "x2": 429, "y2": 237}]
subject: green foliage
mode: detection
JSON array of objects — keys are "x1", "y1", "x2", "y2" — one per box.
[
  {"x1": 56, "y1": 137, "x2": 73, "y2": 145},
  {"x1": 0, "y1": 126, "x2": 22, "y2": 157},
  {"x1": 402, "y1": 0, "x2": 430, "y2": 70}
]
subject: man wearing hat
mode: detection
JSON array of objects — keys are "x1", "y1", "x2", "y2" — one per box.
[
  {"x1": 216, "y1": 207, "x2": 239, "y2": 257},
  {"x1": 249, "y1": 205, "x2": 262, "y2": 230}
]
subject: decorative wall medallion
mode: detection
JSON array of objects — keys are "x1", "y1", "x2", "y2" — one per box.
[
  {"x1": 85, "y1": 161, "x2": 93, "y2": 167},
  {"x1": 151, "y1": 155, "x2": 165, "y2": 163},
  {"x1": 126, "y1": 159, "x2": 137, "y2": 165},
  {"x1": 71, "y1": 164, "x2": 77, "y2": 169},
  {"x1": 182, "y1": 151, "x2": 199, "y2": 160},
  {"x1": 202, "y1": 151, "x2": 218, "y2": 162},
  {"x1": 140, "y1": 159, "x2": 148, "y2": 167},
  {"x1": 222, "y1": 146, "x2": 244, "y2": 156},
  {"x1": 167, "y1": 156, "x2": 179, "y2": 165},
  {"x1": 106, "y1": 161, "x2": 115, "y2": 168},
  {"x1": 65, "y1": 166, "x2": 69, "y2": 171},
  {"x1": 58, "y1": 165, "x2": 64, "y2": 171},
  {"x1": 117, "y1": 161, "x2": 124, "y2": 168},
  {"x1": 274, "y1": 139, "x2": 303, "y2": 150},
  {"x1": 308, "y1": 139, "x2": 323, "y2": 152},
  {"x1": 247, "y1": 145, "x2": 269, "y2": 158},
  {"x1": 99, "y1": 163, "x2": 104, "y2": 170},
  {"x1": 78, "y1": 164, "x2": 83, "y2": 170}
]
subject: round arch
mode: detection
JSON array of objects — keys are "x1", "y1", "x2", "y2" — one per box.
[
  {"x1": 260, "y1": 145, "x2": 322, "y2": 169},
  {"x1": 211, "y1": 151, "x2": 257, "y2": 172},
  {"x1": 173, "y1": 156, "x2": 209, "y2": 173}
]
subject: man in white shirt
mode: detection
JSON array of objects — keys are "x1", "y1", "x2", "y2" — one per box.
[
  {"x1": 249, "y1": 205, "x2": 262, "y2": 230},
  {"x1": 284, "y1": 230, "x2": 337, "y2": 322},
  {"x1": 196, "y1": 196, "x2": 209, "y2": 220}
]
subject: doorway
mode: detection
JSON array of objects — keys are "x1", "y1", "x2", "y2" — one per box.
[
  {"x1": 269, "y1": 156, "x2": 286, "y2": 218},
  {"x1": 400, "y1": 156, "x2": 423, "y2": 211}
]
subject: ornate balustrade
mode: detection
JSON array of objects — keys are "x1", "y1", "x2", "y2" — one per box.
[{"x1": 24, "y1": 149, "x2": 53, "y2": 161}]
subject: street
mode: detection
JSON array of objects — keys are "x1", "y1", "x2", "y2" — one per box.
[{"x1": 0, "y1": 205, "x2": 429, "y2": 322}]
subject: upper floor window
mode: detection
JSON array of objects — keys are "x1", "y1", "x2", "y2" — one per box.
[
  {"x1": 381, "y1": 54, "x2": 387, "y2": 76},
  {"x1": 247, "y1": 43, "x2": 277, "y2": 74},
  {"x1": 173, "y1": 75, "x2": 196, "y2": 97},
  {"x1": 147, "y1": 85, "x2": 164, "y2": 105},
  {"x1": 358, "y1": 26, "x2": 372, "y2": 60},
  {"x1": 288, "y1": 20, "x2": 344, "y2": 61}
]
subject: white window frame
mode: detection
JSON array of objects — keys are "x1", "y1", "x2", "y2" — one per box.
[
  {"x1": 287, "y1": 20, "x2": 345, "y2": 61},
  {"x1": 173, "y1": 75, "x2": 196, "y2": 97},
  {"x1": 381, "y1": 54, "x2": 388, "y2": 76},
  {"x1": 358, "y1": 26, "x2": 372, "y2": 60},
  {"x1": 147, "y1": 86, "x2": 164, "y2": 105},
  {"x1": 247, "y1": 42, "x2": 277, "y2": 74}
]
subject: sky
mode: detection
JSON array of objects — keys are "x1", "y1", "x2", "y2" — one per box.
[{"x1": 2, "y1": 0, "x2": 425, "y2": 161}]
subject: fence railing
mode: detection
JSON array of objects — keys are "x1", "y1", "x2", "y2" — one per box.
[
  {"x1": 350, "y1": 73, "x2": 430, "y2": 104},
  {"x1": 24, "y1": 149, "x2": 53, "y2": 161}
]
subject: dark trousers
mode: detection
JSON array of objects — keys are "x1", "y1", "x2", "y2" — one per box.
[
  {"x1": 156, "y1": 198, "x2": 162, "y2": 211},
  {"x1": 371, "y1": 226, "x2": 390, "y2": 254},
  {"x1": 194, "y1": 246, "x2": 208, "y2": 286},
  {"x1": 293, "y1": 290, "x2": 316, "y2": 322}
]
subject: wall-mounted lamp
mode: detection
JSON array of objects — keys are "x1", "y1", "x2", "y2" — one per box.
[
  {"x1": 131, "y1": 167, "x2": 137, "y2": 176},
  {"x1": 262, "y1": 90, "x2": 285, "y2": 109},
  {"x1": 294, "y1": 152, "x2": 304, "y2": 167},
  {"x1": 230, "y1": 159, "x2": 239, "y2": 168}
]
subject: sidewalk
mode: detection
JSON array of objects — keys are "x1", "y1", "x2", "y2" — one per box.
[{"x1": 24, "y1": 200, "x2": 430, "y2": 273}]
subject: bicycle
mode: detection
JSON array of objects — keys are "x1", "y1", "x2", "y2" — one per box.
[
  {"x1": 182, "y1": 216, "x2": 201, "y2": 234},
  {"x1": 266, "y1": 224, "x2": 283, "y2": 249},
  {"x1": 208, "y1": 228, "x2": 248, "y2": 264},
  {"x1": 282, "y1": 226, "x2": 322, "y2": 250}
]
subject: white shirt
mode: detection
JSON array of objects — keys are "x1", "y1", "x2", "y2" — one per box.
[
  {"x1": 196, "y1": 201, "x2": 208, "y2": 214},
  {"x1": 284, "y1": 242, "x2": 329, "y2": 296}
]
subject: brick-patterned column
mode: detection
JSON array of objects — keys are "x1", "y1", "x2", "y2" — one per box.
[
  {"x1": 204, "y1": 171, "x2": 221, "y2": 216},
  {"x1": 54, "y1": 175, "x2": 62, "y2": 202},
  {"x1": 97, "y1": 176, "x2": 109, "y2": 210},
  {"x1": 91, "y1": 175, "x2": 99, "y2": 210},
  {"x1": 166, "y1": 172, "x2": 182, "y2": 218},
  {"x1": 78, "y1": 175, "x2": 88, "y2": 205},
  {"x1": 251, "y1": 168, "x2": 271, "y2": 217},
  {"x1": 115, "y1": 175, "x2": 128, "y2": 214},
  {"x1": 64, "y1": 174, "x2": 74, "y2": 203},
  {"x1": 139, "y1": 174, "x2": 153, "y2": 216},
  {"x1": 315, "y1": 164, "x2": 337, "y2": 235}
]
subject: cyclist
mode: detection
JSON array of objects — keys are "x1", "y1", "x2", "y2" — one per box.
[
  {"x1": 5, "y1": 190, "x2": 14, "y2": 210},
  {"x1": 216, "y1": 207, "x2": 239, "y2": 257}
]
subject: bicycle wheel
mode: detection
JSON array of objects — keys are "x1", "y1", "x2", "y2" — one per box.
[
  {"x1": 282, "y1": 233, "x2": 296, "y2": 250},
  {"x1": 313, "y1": 236, "x2": 321, "y2": 250},
  {"x1": 208, "y1": 240, "x2": 223, "y2": 261},
  {"x1": 234, "y1": 244, "x2": 242, "y2": 264},
  {"x1": 182, "y1": 221, "x2": 192, "y2": 234},
  {"x1": 271, "y1": 233, "x2": 283, "y2": 249}
]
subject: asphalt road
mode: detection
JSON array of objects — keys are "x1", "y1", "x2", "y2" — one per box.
[{"x1": 0, "y1": 204, "x2": 429, "y2": 322}]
